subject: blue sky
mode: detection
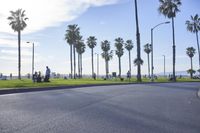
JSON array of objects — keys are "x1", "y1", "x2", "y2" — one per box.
[{"x1": 0, "y1": 0, "x2": 200, "y2": 76}]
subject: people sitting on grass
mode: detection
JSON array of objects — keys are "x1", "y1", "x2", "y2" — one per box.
[
  {"x1": 33, "y1": 72, "x2": 38, "y2": 83},
  {"x1": 32, "y1": 71, "x2": 44, "y2": 83},
  {"x1": 37, "y1": 71, "x2": 42, "y2": 83}
]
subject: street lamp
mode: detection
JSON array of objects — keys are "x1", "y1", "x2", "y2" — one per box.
[
  {"x1": 151, "y1": 21, "x2": 170, "y2": 81},
  {"x1": 27, "y1": 42, "x2": 34, "y2": 78},
  {"x1": 95, "y1": 53, "x2": 99, "y2": 78},
  {"x1": 163, "y1": 55, "x2": 166, "y2": 77}
]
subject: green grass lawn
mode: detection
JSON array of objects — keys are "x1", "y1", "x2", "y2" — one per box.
[
  {"x1": 0, "y1": 77, "x2": 199, "y2": 90},
  {"x1": 0, "y1": 78, "x2": 131, "y2": 90}
]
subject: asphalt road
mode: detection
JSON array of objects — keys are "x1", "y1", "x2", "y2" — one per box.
[{"x1": 0, "y1": 82, "x2": 200, "y2": 133}]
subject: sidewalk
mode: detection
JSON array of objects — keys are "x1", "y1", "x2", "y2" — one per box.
[{"x1": 1, "y1": 82, "x2": 200, "y2": 96}]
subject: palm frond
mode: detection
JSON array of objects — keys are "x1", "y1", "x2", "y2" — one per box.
[{"x1": 8, "y1": 9, "x2": 28, "y2": 32}]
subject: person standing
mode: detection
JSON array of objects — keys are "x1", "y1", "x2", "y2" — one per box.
[
  {"x1": 10, "y1": 73, "x2": 12, "y2": 80},
  {"x1": 45, "y1": 66, "x2": 51, "y2": 82},
  {"x1": 33, "y1": 72, "x2": 38, "y2": 83}
]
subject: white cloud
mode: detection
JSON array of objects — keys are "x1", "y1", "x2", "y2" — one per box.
[
  {"x1": 0, "y1": 38, "x2": 39, "y2": 48},
  {"x1": 1, "y1": 49, "x2": 34, "y2": 56},
  {"x1": 0, "y1": 0, "x2": 119, "y2": 34}
]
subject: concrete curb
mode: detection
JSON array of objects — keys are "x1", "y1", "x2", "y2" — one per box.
[
  {"x1": 0, "y1": 81, "x2": 199, "y2": 95},
  {"x1": 0, "y1": 82, "x2": 166, "y2": 95},
  {"x1": 0, "y1": 83, "x2": 136, "y2": 95}
]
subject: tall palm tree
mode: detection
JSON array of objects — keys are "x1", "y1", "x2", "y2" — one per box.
[
  {"x1": 134, "y1": 0, "x2": 142, "y2": 82},
  {"x1": 79, "y1": 42, "x2": 86, "y2": 78},
  {"x1": 186, "y1": 47, "x2": 196, "y2": 78},
  {"x1": 65, "y1": 24, "x2": 80, "y2": 79},
  {"x1": 76, "y1": 37, "x2": 86, "y2": 78},
  {"x1": 125, "y1": 40, "x2": 134, "y2": 78},
  {"x1": 8, "y1": 9, "x2": 28, "y2": 79},
  {"x1": 101, "y1": 40, "x2": 113, "y2": 79},
  {"x1": 134, "y1": 58, "x2": 143, "y2": 75},
  {"x1": 115, "y1": 37, "x2": 124, "y2": 78},
  {"x1": 186, "y1": 14, "x2": 200, "y2": 71},
  {"x1": 87, "y1": 36, "x2": 97, "y2": 78},
  {"x1": 76, "y1": 35, "x2": 83, "y2": 78},
  {"x1": 187, "y1": 69, "x2": 195, "y2": 78},
  {"x1": 144, "y1": 43, "x2": 151, "y2": 78},
  {"x1": 65, "y1": 26, "x2": 73, "y2": 78},
  {"x1": 158, "y1": 0, "x2": 182, "y2": 82}
]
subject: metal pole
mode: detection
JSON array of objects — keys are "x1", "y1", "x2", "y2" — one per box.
[
  {"x1": 97, "y1": 54, "x2": 99, "y2": 78},
  {"x1": 32, "y1": 43, "x2": 34, "y2": 78},
  {"x1": 150, "y1": 21, "x2": 170, "y2": 82},
  {"x1": 151, "y1": 29, "x2": 154, "y2": 81},
  {"x1": 163, "y1": 55, "x2": 165, "y2": 77},
  {"x1": 27, "y1": 41, "x2": 35, "y2": 79}
]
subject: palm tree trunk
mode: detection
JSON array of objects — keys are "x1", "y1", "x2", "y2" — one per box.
[
  {"x1": 73, "y1": 45, "x2": 76, "y2": 79},
  {"x1": 78, "y1": 54, "x2": 80, "y2": 78},
  {"x1": 107, "y1": 61, "x2": 109, "y2": 79},
  {"x1": 129, "y1": 51, "x2": 131, "y2": 77},
  {"x1": 190, "y1": 57, "x2": 193, "y2": 78},
  {"x1": 79, "y1": 54, "x2": 81, "y2": 78},
  {"x1": 81, "y1": 54, "x2": 83, "y2": 78},
  {"x1": 195, "y1": 31, "x2": 200, "y2": 71},
  {"x1": 172, "y1": 17, "x2": 176, "y2": 82},
  {"x1": 92, "y1": 48, "x2": 94, "y2": 78},
  {"x1": 119, "y1": 57, "x2": 121, "y2": 78},
  {"x1": 70, "y1": 45, "x2": 73, "y2": 79},
  {"x1": 134, "y1": 0, "x2": 141, "y2": 82},
  {"x1": 105, "y1": 59, "x2": 107, "y2": 79},
  {"x1": 18, "y1": 30, "x2": 21, "y2": 80},
  {"x1": 147, "y1": 53, "x2": 150, "y2": 78}
]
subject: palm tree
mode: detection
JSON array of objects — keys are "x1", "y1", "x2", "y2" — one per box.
[
  {"x1": 87, "y1": 36, "x2": 97, "y2": 78},
  {"x1": 144, "y1": 43, "x2": 151, "y2": 78},
  {"x1": 158, "y1": 0, "x2": 182, "y2": 82},
  {"x1": 76, "y1": 35, "x2": 82, "y2": 78},
  {"x1": 65, "y1": 24, "x2": 80, "y2": 79},
  {"x1": 134, "y1": 58, "x2": 143, "y2": 74},
  {"x1": 65, "y1": 26, "x2": 73, "y2": 78},
  {"x1": 186, "y1": 14, "x2": 200, "y2": 71},
  {"x1": 134, "y1": 0, "x2": 142, "y2": 82},
  {"x1": 186, "y1": 47, "x2": 196, "y2": 78},
  {"x1": 76, "y1": 37, "x2": 86, "y2": 78},
  {"x1": 187, "y1": 69, "x2": 196, "y2": 79},
  {"x1": 115, "y1": 37, "x2": 124, "y2": 78},
  {"x1": 125, "y1": 40, "x2": 134, "y2": 78},
  {"x1": 79, "y1": 43, "x2": 86, "y2": 78},
  {"x1": 101, "y1": 40, "x2": 113, "y2": 79},
  {"x1": 8, "y1": 9, "x2": 28, "y2": 79}
]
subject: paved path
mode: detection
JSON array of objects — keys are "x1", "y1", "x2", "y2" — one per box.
[{"x1": 0, "y1": 82, "x2": 200, "y2": 133}]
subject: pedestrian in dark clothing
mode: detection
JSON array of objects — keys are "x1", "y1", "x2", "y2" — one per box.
[
  {"x1": 33, "y1": 72, "x2": 38, "y2": 83},
  {"x1": 44, "y1": 66, "x2": 51, "y2": 82}
]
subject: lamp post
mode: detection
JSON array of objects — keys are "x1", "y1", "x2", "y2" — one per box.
[
  {"x1": 95, "y1": 53, "x2": 99, "y2": 78},
  {"x1": 151, "y1": 21, "x2": 170, "y2": 82},
  {"x1": 27, "y1": 42, "x2": 34, "y2": 78},
  {"x1": 163, "y1": 55, "x2": 166, "y2": 77}
]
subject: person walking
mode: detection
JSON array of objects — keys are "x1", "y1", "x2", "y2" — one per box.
[{"x1": 45, "y1": 66, "x2": 51, "y2": 82}]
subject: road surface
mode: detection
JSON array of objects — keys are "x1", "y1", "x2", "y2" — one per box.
[{"x1": 0, "y1": 82, "x2": 200, "y2": 133}]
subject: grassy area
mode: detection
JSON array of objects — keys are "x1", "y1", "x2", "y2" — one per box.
[
  {"x1": 0, "y1": 77, "x2": 199, "y2": 90},
  {"x1": 0, "y1": 78, "x2": 131, "y2": 90}
]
